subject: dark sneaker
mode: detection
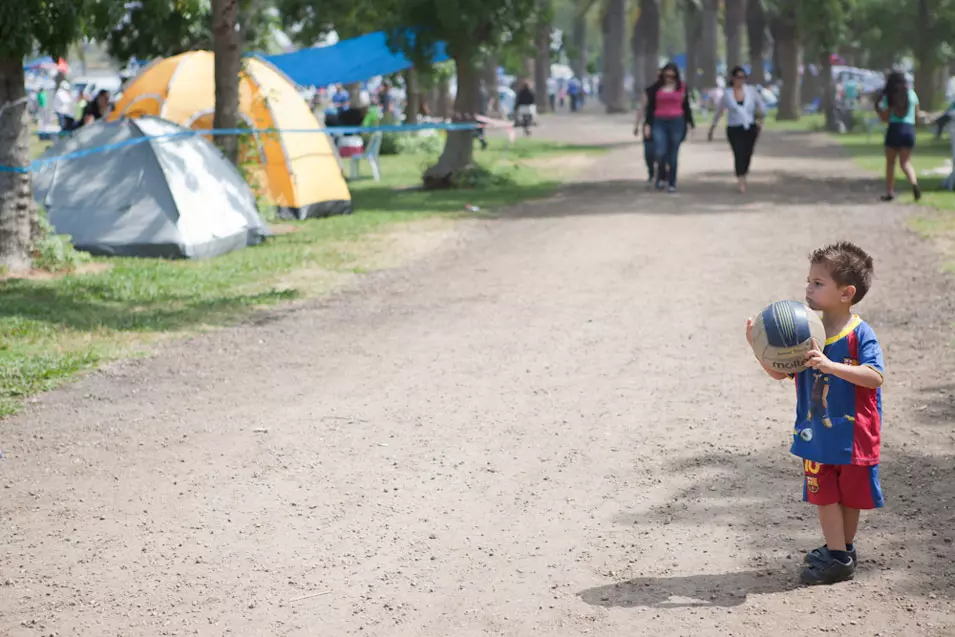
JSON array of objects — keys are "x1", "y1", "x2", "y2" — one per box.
[
  {"x1": 879, "y1": 193, "x2": 895, "y2": 202},
  {"x1": 805, "y1": 545, "x2": 857, "y2": 568},
  {"x1": 914, "y1": 184, "x2": 922, "y2": 201},
  {"x1": 800, "y1": 555, "x2": 855, "y2": 586}
]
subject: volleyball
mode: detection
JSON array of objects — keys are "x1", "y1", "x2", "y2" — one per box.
[{"x1": 750, "y1": 300, "x2": 826, "y2": 374}]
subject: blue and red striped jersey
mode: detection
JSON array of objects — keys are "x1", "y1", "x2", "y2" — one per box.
[{"x1": 791, "y1": 316, "x2": 884, "y2": 466}]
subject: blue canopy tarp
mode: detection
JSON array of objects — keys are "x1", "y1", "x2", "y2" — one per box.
[{"x1": 263, "y1": 31, "x2": 450, "y2": 88}]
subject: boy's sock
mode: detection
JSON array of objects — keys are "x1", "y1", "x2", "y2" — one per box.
[{"x1": 829, "y1": 549, "x2": 851, "y2": 564}]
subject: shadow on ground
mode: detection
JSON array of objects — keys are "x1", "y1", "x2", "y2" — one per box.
[
  {"x1": 579, "y1": 569, "x2": 800, "y2": 608},
  {"x1": 578, "y1": 442, "x2": 955, "y2": 609},
  {"x1": 498, "y1": 172, "x2": 884, "y2": 219}
]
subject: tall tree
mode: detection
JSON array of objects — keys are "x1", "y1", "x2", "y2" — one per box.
[
  {"x1": 602, "y1": 0, "x2": 628, "y2": 112},
  {"x1": 535, "y1": 0, "x2": 553, "y2": 114},
  {"x1": 632, "y1": 0, "x2": 661, "y2": 97},
  {"x1": 683, "y1": 0, "x2": 703, "y2": 92},
  {"x1": 770, "y1": 0, "x2": 800, "y2": 120},
  {"x1": 699, "y1": 0, "x2": 719, "y2": 87},
  {"x1": 0, "y1": 1, "x2": 126, "y2": 270},
  {"x1": 724, "y1": 0, "x2": 746, "y2": 71},
  {"x1": 570, "y1": 0, "x2": 594, "y2": 78},
  {"x1": 380, "y1": 0, "x2": 540, "y2": 184},
  {"x1": 799, "y1": 0, "x2": 853, "y2": 131},
  {"x1": 212, "y1": 0, "x2": 241, "y2": 165},
  {"x1": 746, "y1": 0, "x2": 767, "y2": 84}
]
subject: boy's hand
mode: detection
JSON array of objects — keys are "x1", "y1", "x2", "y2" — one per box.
[{"x1": 804, "y1": 338, "x2": 834, "y2": 373}]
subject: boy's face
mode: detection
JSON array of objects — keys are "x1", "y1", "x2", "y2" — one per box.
[{"x1": 806, "y1": 262, "x2": 855, "y2": 312}]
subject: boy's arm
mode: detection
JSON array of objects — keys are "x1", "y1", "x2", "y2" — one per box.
[
  {"x1": 746, "y1": 318, "x2": 789, "y2": 380},
  {"x1": 804, "y1": 339, "x2": 884, "y2": 389}
]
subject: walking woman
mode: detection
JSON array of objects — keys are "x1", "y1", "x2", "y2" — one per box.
[
  {"x1": 635, "y1": 70, "x2": 668, "y2": 188},
  {"x1": 642, "y1": 62, "x2": 694, "y2": 193},
  {"x1": 875, "y1": 71, "x2": 923, "y2": 201},
  {"x1": 707, "y1": 66, "x2": 766, "y2": 193}
]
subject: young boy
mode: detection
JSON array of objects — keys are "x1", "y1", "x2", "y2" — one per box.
[{"x1": 747, "y1": 242, "x2": 885, "y2": 585}]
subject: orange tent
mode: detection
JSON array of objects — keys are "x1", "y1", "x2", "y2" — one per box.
[{"x1": 109, "y1": 51, "x2": 351, "y2": 219}]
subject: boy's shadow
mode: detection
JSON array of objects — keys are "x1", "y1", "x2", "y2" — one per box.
[{"x1": 578, "y1": 569, "x2": 801, "y2": 608}]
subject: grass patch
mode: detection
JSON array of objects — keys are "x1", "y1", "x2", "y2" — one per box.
[{"x1": 2, "y1": 136, "x2": 605, "y2": 416}]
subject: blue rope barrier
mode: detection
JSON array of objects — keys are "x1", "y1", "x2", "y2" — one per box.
[{"x1": 0, "y1": 121, "x2": 485, "y2": 174}]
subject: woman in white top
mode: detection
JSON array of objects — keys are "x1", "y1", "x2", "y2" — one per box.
[{"x1": 707, "y1": 66, "x2": 766, "y2": 193}]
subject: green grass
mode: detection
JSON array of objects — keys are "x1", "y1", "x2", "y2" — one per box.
[{"x1": 2, "y1": 137, "x2": 604, "y2": 417}]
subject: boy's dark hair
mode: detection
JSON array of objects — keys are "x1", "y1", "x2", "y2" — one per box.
[{"x1": 810, "y1": 242, "x2": 874, "y2": 304}]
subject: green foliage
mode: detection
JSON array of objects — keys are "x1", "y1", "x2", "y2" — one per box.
[
  {"x1": 0, "y1": 0, "x2": 96, "y2": 58},
  {"x1": 397, "y1": 133, "x2": 444, "y2": 155},
  {"x1": 100, "y1": 0, "x2": 279, "y2": 62},
  {"x1": 31, "y1": 209, "x2": 90, "y2": 273}
]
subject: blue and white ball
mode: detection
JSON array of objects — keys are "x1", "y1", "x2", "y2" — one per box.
[{"x1": 750, "y1": 300, "x2": 826, "y2": 374}]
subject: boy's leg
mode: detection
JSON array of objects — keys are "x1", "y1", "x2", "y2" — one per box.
[
  {"x1": 842, "y1": 505, "x2": 861, "y2": 546},
  {"x1": 817, "y1": 503, "x2": 847, "y2": 552}
]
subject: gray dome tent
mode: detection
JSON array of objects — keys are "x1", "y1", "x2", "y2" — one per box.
[{"x1": 34, "y1": 116, "x2": 268, "y2": 259}]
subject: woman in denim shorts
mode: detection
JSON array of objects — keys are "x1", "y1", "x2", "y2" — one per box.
[{"x1": 875, "y1": 71, "x2": 924, "y2": 202}]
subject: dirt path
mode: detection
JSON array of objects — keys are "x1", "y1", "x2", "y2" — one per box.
[{"x1": 3, "y1": 114, "x2": 955, "y2": 636}]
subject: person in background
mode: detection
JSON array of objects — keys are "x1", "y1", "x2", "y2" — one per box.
[
  {"x1": 474, "y1": 82, "x2": 490, "y2": 150},
  {"x1": 635, "y1": 71, "x2": 667, "y2": 189},
  {"x1": 567, "y1": 76, "x2": 581, "y2": 112},
  {"x1": 515, "y1": 81, "x2": 535, "y2": 135},
  {"x1": 54, "y1": 80, "x2": 75, "y2": 131},
  {"x1": 708, "y1": 66, "x2": 767, "y2": 194},
  {"x1": 643, "y1": 61, "x2": 695, "y2": 193},
  {"x1": 332, "y1": 84, "x2": 350, "y2": 112},
  {"x1": 378, "y1": 80, "x2": 393, "y2": 121},
  {"x1": 80, "y1": 90, "x2": 110, "y2": 127},
  {"x1": 35, "y1": 87, "x2": 48, "y2": 123},
  {"x1": 874, "y1": 71, "x2": 925, "y2": 202},
  {"x1": 335, "y1": 102, "x2": 366, "y2": 159},
  {"x1": 547, "y1": 76, "x2": 557, "y2": 112}
]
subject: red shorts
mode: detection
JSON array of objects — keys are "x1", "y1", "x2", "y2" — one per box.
[{"x1": 802, "y1": 460, "x2": 884, "y2": 509}]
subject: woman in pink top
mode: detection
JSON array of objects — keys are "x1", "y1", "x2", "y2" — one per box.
[{"x1": 641, "y1": 62, "x2": 695, "y2": 193}]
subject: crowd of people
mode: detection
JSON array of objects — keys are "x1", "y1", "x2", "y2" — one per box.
[{"x1": 633, "y1": 61, "x2": 933, "y2": 201}]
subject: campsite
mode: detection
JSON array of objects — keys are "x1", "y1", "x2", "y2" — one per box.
[{"x1": 4, "y1": 1, "x2": 955, "y2": 635}]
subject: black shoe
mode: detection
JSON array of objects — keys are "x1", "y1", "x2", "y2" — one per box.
[
  {"x1": 800, "y1": 555, "x2": 855, "y2": 586},
  {"x1": 913, "y1": 184, "x2": 922, "y2": 201},
  {"x1": 655, "y1": 181, "x2": 666, "y2": 191},
  {"x1": 804, "y1": 545, "x2": 857, "y2": 568},
  {"x1": 879, "y1": 193, "x2": 895, "y2": 202}
]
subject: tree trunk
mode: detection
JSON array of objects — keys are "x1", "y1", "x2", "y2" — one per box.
[
  {"x1": 0, "y1": 59, "x2": 34, "y2": 273},
  {"x1": 632, "y1": 6, "x2": 649, "y2": 100},
  {"x1": 820, "y1": 52, "x2": 836, "y2": 130},
  {"x1": 212, "y1": 0, "x2": 241, "y2": 165},
  {"x1": 774, "y1": 12, "x2": 800, "y2": 121},
  {"x1": 571, "y1": 5, "x2": 588, "y2": 79},
  {"x1": 602, "y1": 0, "x2": 628, "y2": 113},
  {"x1": 522, "y1": 57, "x2": 535, "y2": 86},
  {"x1": 535, "y1": 10, "x2": 551, "y2": 114},
  {"x1": 700, "y1": 0, "x2": 719, "y2": 88},
  {"x1": 915, "y1": 0, "x2": 940, "y2": 111},
  {"x1": 637, "y1": 0, "x2": 661, "y2": 97},
  {"x1": 423, "y1": 55, "x2": 478, "y2": 188},
  {"x1": 404, "y1": 68, "x2": 420, "y2": 125},
  {"x1": 724, "y1": 0, "x2": 746, "y2": 72},
  {"x1": 746, "y1": 0, "x2": 766, "y2": 84},
  {"x1": 684, "y1": 0, "x2": 702, "y2": 92}
]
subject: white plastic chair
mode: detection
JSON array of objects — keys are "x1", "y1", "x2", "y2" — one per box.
[{"x1": 350, "y1": 132, "x2": 383, "y2": 181}]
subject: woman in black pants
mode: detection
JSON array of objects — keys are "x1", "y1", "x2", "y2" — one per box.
[{"x1": 708, "y1": 66, "x2": 766, "y2": 193}]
